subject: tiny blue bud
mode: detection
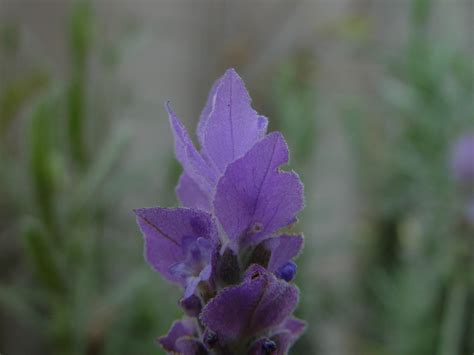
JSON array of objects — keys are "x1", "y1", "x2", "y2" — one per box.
[
  {"x1": 276, "y1": 261, "x2": 297, "y2": 282},
  {"x1": 262, "y1": 339, "x2": 277, "y2": 354}
]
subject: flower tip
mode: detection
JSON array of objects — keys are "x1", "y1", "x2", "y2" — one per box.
[
  {"x1": 133, "y1": 208, "x2": 144, "y2": 217},
  {"x1": 164, "y1": 100, "x2": 173, "y2": 113},
  {"x1": 223, "y1": 67, "x2": 244, "y2": 83},
  {"x1": 225, "y1": 67, "x2": 238, "y2": 75}
]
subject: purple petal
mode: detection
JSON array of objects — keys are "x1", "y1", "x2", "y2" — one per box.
[
  {"x1": 176, "y1": 173, "x2": 211, "y2": 211},
  {"x1": 200, "y1": 264, "x2": 212, "y2": 281},
  {"x1": 135, "y1": 207, "x2": 216, "y2": 283},
  {"x1": 166, "y1": 103, "x2": 217, "y2": 193},
  {"x1": 158, "y1": 318, "x2": 196, "y2": 352},
  {"x1": 197, "y1": 76, "x2": 221, "y2": 146},
  {"x1": 214, "y1": 132, "x2": 304, "y2": 245},
  {"x1": 183, "y1": 277, "x2": 201, "y2": 299},
  {"x1": 200, "y1": 265, "x2": 299, "y2": 342},
  {"x1": 280, "y1": 317, "x2": 307, "y2": 337},
  {"x1": 200, "y1": 69, "x2": 267, "y2": 173},
  {"x1": 263, "y1": 234, "x2": 304, "y2": 272},
  {"x1": 271, "y1": 317, "x2": 307, "y2": 354},
  {"x1": 182, "y1": 264, "x2": 213, "y2": 300},
  {"x1": 175, "y1": 337, "x2": 208, "y2": 355}
]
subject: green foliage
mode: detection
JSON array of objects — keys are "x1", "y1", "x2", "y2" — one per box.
[
  {"x1": 344, "y1": 0, "x2": 474, "y2": 354},
  {"x1": 0, "y1": 71, "x2": 49, "y2": 136},
  {"x1": 68, "y1": 1, "x2": 94, "y2": 169},
  {"x1": 23, "y1": 219, "x2": 65, "y2": 295},
  {"x1": 0, "y1": 2, "x2": 175, "y2": 355},
  {"x1": 271, "y1": 54, "x2": 318, "y2": 167},
  {"x1": 29, "y1": 95, "x2": 60, "y2": 232}
]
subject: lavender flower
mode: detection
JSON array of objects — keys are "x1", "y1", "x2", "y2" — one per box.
[
  {"x1": 135, "y1": 69, "x2": 306, "y2": 354},
  {"x1": 451, "y1": 133, "x2": 474, "y2": 185}
]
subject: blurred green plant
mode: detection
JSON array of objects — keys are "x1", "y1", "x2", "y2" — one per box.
[
  {"x1": 68, "y1": 1, "x2": 93, "y2": 169},
  {"x1": 270, "y1": 53, "x2": 318, "y2": 168},
  {"x1": 0, "y1": 71, "x2": 49, "y2": 136},
  {"x1": 344, "y1": 0, "x2": 474, "y2": 354},
  {"x1": 0, "y1": 2, "x2": 177, "y2": 355}
]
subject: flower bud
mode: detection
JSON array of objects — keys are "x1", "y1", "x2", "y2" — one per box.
[
  {"x1": 179, "y1": 295, "x2": 202, "y2": 317},
  {"x1": 249, "y1": 337, "x2": 277, "y2": 355},
  {"x1": 276, "y1": 261, "x2": 297, "y2": 282},
  {"x1": 203, "y1": 328, "x2": 218, "y2": 349}
]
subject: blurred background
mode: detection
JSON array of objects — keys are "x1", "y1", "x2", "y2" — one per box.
[{"x1": 1, "y1": 0, "x2": 473, "y2": 354}]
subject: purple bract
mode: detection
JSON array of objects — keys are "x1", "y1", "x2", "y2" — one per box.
[{"x1": 135, "y1": 69, "x2": 306, "y2": 354}]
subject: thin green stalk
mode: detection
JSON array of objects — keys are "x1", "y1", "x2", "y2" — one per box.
[{"x1": 438, "y1": 275, "x2": 468, "y2": 355}]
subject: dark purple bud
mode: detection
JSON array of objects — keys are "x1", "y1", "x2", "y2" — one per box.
[
  {"x1": 262, "y1": 339, "x2": 277, "y2": 353},
  {"x1": 179, "y1": 295, "x2": 202, "y2": 317},
  {"x1": 136, "y1": 69, "x2": 306, "y2": 355},
  {"x1": 451, "y1": 134, "x2": 474, "y2": 184},
  {"x1": 249, "y1": 338, "x2": 278, "y2": 355},
  {"x1": 276, "y1": 261, "x2": 297, "y2": 282},
  {"x1": 203, "y1": 328, "x2": 218, "y2": 349}
]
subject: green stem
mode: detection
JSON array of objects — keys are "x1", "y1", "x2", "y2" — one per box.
[{"x1": 438, "y1": 275, "x2": 468, "y2": 355}]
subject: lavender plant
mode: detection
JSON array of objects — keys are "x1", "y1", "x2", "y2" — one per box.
[{"x1": 135, "y1": 69, "x2": 306, "y2": 354}]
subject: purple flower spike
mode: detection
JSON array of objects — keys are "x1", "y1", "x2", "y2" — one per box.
[
  {"x1": 135, "y1": 69, "x2": 306, "y2": 354},
  {"x1": 200, "y1": 265, "x2": 299, "y2": 343},
  {"x1": 451, "y1": 133, "x2": 474, "y2": 185}
]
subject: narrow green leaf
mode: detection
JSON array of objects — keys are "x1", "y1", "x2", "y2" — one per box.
[
  {"x1": 22, "y1": 219, "x2": 66, "y2": 295},
  {"x1": 30, "y1": 96, "x2": 58, "y2": 230},
  {"x1": 0, "y1": 285, "x2": 43, "y2": 327},
  {"x1": 70, "y1": 124, "x2": 130, "y2": 214}
]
